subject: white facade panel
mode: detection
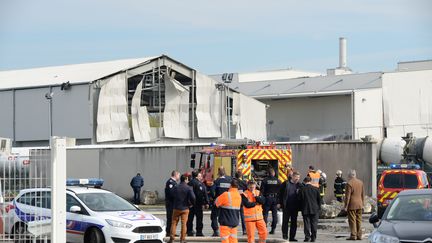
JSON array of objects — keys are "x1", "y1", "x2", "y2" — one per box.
[
  {"x1": 265, "y1": 95, "x2": 352, "y2": 141},
  {"x1": 237, "y1": 94, "x2": 267, "y2": 141},
  {"x1": 382, "y1": 70, "x2": 432, "y2": 137},
  {"x1": 354, "y1": 89, "x2": 383, "y2": 139}
]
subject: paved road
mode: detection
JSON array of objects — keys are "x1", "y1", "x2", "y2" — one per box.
[{"x1": 141, "y1": 205, "x2": 373, "y2": 243}]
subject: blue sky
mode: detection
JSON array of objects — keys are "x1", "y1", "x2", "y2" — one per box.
[{"x1": 0, "y1": 0, "x2": 431, "y2": 74}]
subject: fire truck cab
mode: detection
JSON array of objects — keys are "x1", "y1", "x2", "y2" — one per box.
[
  {"x1": 377, "y1": 163, "x2": 431, "y2": 217},
  {"x1": 192, "y1": 141, "x2": 292, "y2": 188}
]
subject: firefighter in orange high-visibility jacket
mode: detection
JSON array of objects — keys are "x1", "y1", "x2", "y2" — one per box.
[
  {"x1": 215, "y1": 179, "x2": 242, "y2": 243},
  {"x1": 242, "y1": 180, "x2": 267, "y2": 243}
]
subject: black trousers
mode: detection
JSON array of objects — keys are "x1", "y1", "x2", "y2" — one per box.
[
  {"x1": 281, "y1": 208, "x2": 298, "y2": 240},
  {"x1": 303, "y1": 213, "x2": 319, "y2": 241},
  {"x1": 263, "y1": 196, "x2": 278, "y2": 230},
  {"x1": 165, "y1": 202, "x2": 173, "y2": 235},
  {"x1": 187, "y1": 205, "x2": 204, "y2": 234},
  {"x1": 240, "y1": 206, "x2": 246, "y2": 233},
  {"x1": 210, "y1": 206, "x2": 219, "y2": 231}
]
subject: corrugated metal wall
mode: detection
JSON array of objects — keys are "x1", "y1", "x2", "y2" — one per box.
[{"x1": 65, "y1": 142, "x2": 376, "y2": 203}]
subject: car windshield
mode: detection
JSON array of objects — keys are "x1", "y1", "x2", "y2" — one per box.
[
  {"x1": 383, "y1": 173, "x2": 418, "y2": 189},
  {"x1": 77, "y1": 192, "x2": 138, "y2": 212},
  {"x1": 386, "y1": 194, "x2": 432, "y2": 221}
]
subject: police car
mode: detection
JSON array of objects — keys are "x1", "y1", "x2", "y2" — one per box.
[{"x1": 3, "y1": 179, "x2": 166, "y2": 243}]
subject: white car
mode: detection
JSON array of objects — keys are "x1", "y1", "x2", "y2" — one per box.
[{"x1": 3, "y1": 179, "x2": 165, "y2": 243}]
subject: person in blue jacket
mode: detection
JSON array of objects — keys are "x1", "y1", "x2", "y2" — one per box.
[{"x1": 130, "y1": 173, "x2": 144, "y2": 204}]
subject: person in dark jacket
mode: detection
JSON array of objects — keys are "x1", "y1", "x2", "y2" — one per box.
[
  {"x1": 168, "y1": 174, "x2": 196, "y2": 243},
  {"x1": 165, "y1": 170, "x2": 180, "y2": 236},
  {"x1": 261, "y1": 167, "x2": 281, "y2": 234},
  {"x1": 334, "y1": 170, "x2": 347, "y2": 202},
  {"x1": 130, "y1": 173, "x2": 144, "y2": 204},
  {"x1": 234, "y1": 170, "x2": 248, "y2": 235},
  {"x1": 215, "y1": 179, "x2": 242, "y2": 243},
  {"x1": 299, "y1": 176, "x2": 322, "y2": 242},
  {"x1": 187, "y1": 170, "x2": 209, "y2": 236},
  {"x1": 210, "y1": 166, "x2": 232, "y2": 237},
  {"x1": 278, "y1": 171, "x2": 301, "y2": 241}
]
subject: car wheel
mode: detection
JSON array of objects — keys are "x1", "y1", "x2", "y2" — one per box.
[{"x1": 84, "y1": 227, "x2": 105, "y2": 243}]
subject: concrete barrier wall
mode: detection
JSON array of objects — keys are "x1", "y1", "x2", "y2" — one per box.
[
  {"x1": 289, "y1": 142, "x2": 377, "y2": 203},
  {"x1": 65, "y1": 142, "x2": 377, "y2": 202}
]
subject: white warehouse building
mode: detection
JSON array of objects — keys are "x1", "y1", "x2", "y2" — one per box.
[
  {"x1": 0, "y1": 55, "x2": 267, "y2": 146},
  {"x1": 212, "y1": 59, "x2": 432, "y2": 141}
]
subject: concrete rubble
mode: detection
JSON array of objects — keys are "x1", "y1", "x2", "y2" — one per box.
[{"x1": 141, "y1": 190, "x2": 159, "y2": 205}]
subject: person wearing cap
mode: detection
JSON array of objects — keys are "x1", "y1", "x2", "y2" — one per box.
[
  {"x1": 130, "y1": 173, "x2": 144, "y2": 204},
  {"x1": 215, "y1": 179, "x2": 242, "y2": 243},
  {"x1": 187, "y1": 170, "x2": 209, "y2": 237},
  {"x1": 261, "y1": 167, "x2": 281, "y2": 234},
  {"x1": 241, "y1": 180, "x2": 267, "y2": 243},
  {"x1": 307, "y1": 166, "x2": 320, "y2": 188},
  {"x1": 334, "y1": 170, "x2": 347, "y2": 202},
  {"x1": 210, "y1": 166, "x2": 233, "y2": 237}
]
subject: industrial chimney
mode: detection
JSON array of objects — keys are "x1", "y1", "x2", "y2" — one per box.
[
  {"x1": 327, "y1": 37, "x2": 352, "y2": 75},
  {"x1": 339, "y1": 37, "x2": 347, "y2": 68}
]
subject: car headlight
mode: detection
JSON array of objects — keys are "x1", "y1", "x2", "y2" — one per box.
[
  {"x1": 370, "y1": 231, "x2": 399, "y2": 243},
  {"x1": 105, "y1": 219, "x2": 132, "y2": 229}
]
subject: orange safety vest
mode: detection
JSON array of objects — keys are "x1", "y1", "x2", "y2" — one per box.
[
  {"x1": 243, "y1": 189, "x2": 263, "y2": 222},
  {"x1": 308, "y1": 171, "x2": 320, "y2": 188}
]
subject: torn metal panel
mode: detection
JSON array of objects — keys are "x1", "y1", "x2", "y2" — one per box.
[
  {"x1": 131, "y1": 80, "x2": 151, "y2": 142},
  {"x1": 195, "y1": 73, "x2": 221, "y2": 138},
  {"x1": 163, "y1": 77, "x2": 190, "y2": 139},
  {"x1": 96, "y1": 73, "x2": 130, "y2": 142}
]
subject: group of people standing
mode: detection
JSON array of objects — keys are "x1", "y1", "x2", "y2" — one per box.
[{"x1": 161, "y1": 164, "x2": 364, "y2": 243}]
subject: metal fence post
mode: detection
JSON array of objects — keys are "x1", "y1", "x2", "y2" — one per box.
[{"x1": 50, "y1": 137, "x2": 66, "y2": 242}]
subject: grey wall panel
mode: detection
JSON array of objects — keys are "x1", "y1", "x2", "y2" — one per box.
[
  {"x1": 290, "y1": 142, "x2": 375, "y2": 203},
  {"x1": 264, "y1": 95, "x2": 352, "y2": 141},
  {"x1": 67, "y1": 149, "x2": 100, "y2": 178},
  {"x1": 0, "y1": 91, "x2": 13, "y2": 139},
  {"x1": 15, "y1": 88, "x2": 50, "y2": 141},
  {"x1": 52, "y1": 84, "x2": 92, "y2": 139},
  {"x1": 97, "y1": 146, "x2": 203, "y2": 200}
]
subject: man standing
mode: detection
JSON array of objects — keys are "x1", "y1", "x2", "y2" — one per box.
[
  {"x1": 261, "y1": 167, "x2": 281, "y2": 234},
  {"x1": 187, "y1": 170, "x2": 209, "y2": 237},
  {"x1": 130, "y1": 173, "x2": 144, "y2": 204},
  {"x1": 234, "y1": 171, "x2": 247, "y2": 235},
  {"x1": 168, "y1": 174, "x2": 196, "y2": 243},
  {"x1": 334, "y1": 170, "x2": 347, "y2": 202},
  {"x1": 278, "y1": 171, "x2": 301, "y2": 241},
  {"x1": 344, "y1": 170, "x2": 364, "y2": 241},
  {"x1": 242, "y1": 180, "x2": 267, "y2": 243},
  {"x1": 215, "y1": 180, "x2": 242, "y2": 243},
  {"x1": 317, "y1": 170, "x2": 327, "y2": 204},
  {"x1": 165, "y1": 170, "x2": 180, "y2": 236},
  {"x1": 210, "y1": 166, "x2": 232, "y2": 237},
  {"x1": 299, "y1": 176, "x2": 321, "y2": 242}
]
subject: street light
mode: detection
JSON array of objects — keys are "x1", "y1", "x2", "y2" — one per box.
[{"x1": 45, "y1": 91, "x2": 54, "y2": 141}]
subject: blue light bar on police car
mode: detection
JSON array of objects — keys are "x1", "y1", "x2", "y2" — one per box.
[
  {"x1": 66, "y1": 178, "x2": 104, "y2": 186},
  {"x1": 389, "y1": 164, "x2": 420, "y2": 170}
]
